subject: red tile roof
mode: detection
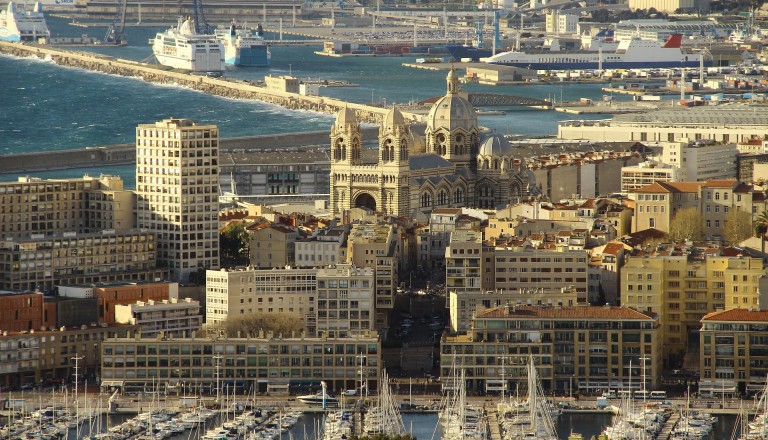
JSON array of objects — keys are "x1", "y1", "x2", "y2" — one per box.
[
  {"x1": 634, "y1": 182, "x2": 703, "y2": 194},
  {"x1": 702, "y1": 179, "x2": 737, "y2": 188},
  {"x1": 603, "y1": 242, "x2": 628, "y2": 255},
  {"x1": 702, "y1": 308, "x2": 768, "y2": 322}
]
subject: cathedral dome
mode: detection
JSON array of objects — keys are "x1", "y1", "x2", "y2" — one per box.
[
  {"x1": 335, "y1": 106, "x2": 357, "y2": 126},
  {"x1": 426, "y1": 69, "x2": 476, "y2": 133},
  {"x1": 479, "y1": 132, "x2": 512, "y2": 157}
]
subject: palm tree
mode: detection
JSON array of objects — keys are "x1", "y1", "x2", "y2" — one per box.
[{"x1": 753, "y1": 209, "x2": 768, "y2": 263}]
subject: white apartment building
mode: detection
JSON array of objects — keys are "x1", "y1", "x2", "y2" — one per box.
[
  {"x1": 316, "y1": 265, "x2": 375, "y2": 338},
  {"x1": 661, "y1": 139, "x2": 738, "y2": 182},
  {"x1": 545, "y1": 11, "x2": 578, "y2": 35},
  {"x1": 115, "y1": 298, "x2": 202, "y2": 338},
  {"x1": 627, "y1": 0, "x2": 697, "y2": 14},
  {"x1": 204, "y1": 267, "x2": 317, "y2": 335},
  {"x1": 621, "y1": 161, "x2": 679, "y2": 193},
  {"x1": 135, "y1": 118, "x2": 220, "y2": 282}
]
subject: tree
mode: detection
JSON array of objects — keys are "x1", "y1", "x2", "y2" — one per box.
[
  {"x1": 668, "y1": 207, "x2": 703, "y2": 242},
  {"x1": 220, "y1": 221, "x2": 250, "y2": 265},
  {"x1": 201, "y1": 312, "x2": 305, "y2": 338},
  {"x1": 725, "y1": 209, "x2": 753, "y2": 245},
  {"x1": 753, "y1": 209, "x2": 768, "y2": 260}
]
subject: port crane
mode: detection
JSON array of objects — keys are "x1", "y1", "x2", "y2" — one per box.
[
  {"x1": 191, "y1": 0, "x2": 213, "y2": 34},
  {"x1": 103, "y1": 0, "x2": 127, "y2": 44}
]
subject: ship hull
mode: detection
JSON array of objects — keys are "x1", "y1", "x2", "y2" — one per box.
[
  {"x1": 446, "y1": 45, "x2": 493, "y2": 62},
  {"x1": 224, "y1": 44, "x2": 270, "y2": 66},
  {"x1": 487, "y1": 60, "x2": 710, "y2": 70}
]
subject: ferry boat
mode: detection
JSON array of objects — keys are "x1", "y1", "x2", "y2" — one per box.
[
  {"x1": 482, "y1": 34, "x2": 708, "y2": 70},
  {"x1": 215, "y1": 22, "x2": 270, "y2": 67},
  {"x1": 0, "y1": 1, "x2": 50, "y2": 43},
  {"x1": 151, "y1": 16, "x2": 224, "y2": 73}
]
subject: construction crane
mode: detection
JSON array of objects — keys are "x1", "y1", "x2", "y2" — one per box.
[
  {"x1": 191, "y1": 0, "x2": 212, "y2": 34},
  {"x1": 103, "y1": 0, "x2": 128, "y2": 44}
]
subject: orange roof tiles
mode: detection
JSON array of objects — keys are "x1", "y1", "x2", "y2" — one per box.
[
  {"x1": 702, "y1": 179, "x2": 737, "y2": 188},
  {"x1": 702, "y1": 308, "x2": 768, "y2": 322}
]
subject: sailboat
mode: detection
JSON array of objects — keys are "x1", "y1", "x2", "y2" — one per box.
[
  {"x1": 364, "y1": 370, "x2": 405, "y2": 436},
  {"x1": 741, "y1": 376, "x2": 768, "y2": 439},
  {"x1": 497, "y1": 354, "x2": 558, "y2": 440},
  {"x1": 439, "y1": 357, "x2": 488, "y2": 440}
]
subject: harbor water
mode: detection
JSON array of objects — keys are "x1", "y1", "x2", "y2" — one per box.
[{"x1": 1, "y1": 17, "x2": 618, "y2": 187}]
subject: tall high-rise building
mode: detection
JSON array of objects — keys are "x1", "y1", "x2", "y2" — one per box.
[{"x1": 135, "y1": 118, "x2": 220, "y2": 281}]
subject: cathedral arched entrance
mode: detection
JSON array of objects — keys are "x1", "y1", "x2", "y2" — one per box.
[{"x1": 354, "y1": 193, "x2": 377, "y2": 211}]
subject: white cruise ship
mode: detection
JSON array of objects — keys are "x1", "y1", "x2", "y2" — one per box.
[
  {"x1": 0, "y1": 1, "x2": 50, "y2": 43},
  {"x1": 151, "y1": 16, "x2": 224, "y2": 73}
]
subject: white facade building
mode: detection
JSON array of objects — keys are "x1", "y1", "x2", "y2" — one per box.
[
  {"x1": 621, "y1": 161, "x2": 679, "y2": 192},
  {"x1": 114, "y1": 298, "x2": 202, "y2": 338},
  {"x1": 135, "y1": 118, "x2": 220, "y2": 282},
  {"x1": 316, "y1": 265, "x2": 375, "y2": 338},
  {"x1": 204, "y1": 267, "x2": 317, "y2": 335},
  {"x1": 661, "y1": 139, "x2": 738, "y2": 182},
  {"x1": 295, "y1": 227, "x2": 348, "y2": 268}
]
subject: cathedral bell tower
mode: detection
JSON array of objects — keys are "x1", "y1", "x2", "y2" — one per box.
[
  {"x1": 378, "y1": 106, "x2": 411, "y2": 217},
  {"x1": 330, "y1": 106, "x2": 362, "y2": 217}
]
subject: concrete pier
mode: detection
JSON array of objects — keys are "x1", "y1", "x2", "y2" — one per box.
[{"x1": 0, "y1": 42, "x2": 423, "y2": 125}]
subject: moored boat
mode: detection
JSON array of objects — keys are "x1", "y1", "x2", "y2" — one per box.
[
  {"x1": 215, "y1": 22, "x2": 270, "y2": 67},
  {"x1": 151, "y1": 16, "x2": 224, "y2": 73},
  {"x1": 0, "y1": 1, "x2": 50, "y2": 43}
]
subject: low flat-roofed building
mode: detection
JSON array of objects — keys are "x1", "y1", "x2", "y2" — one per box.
[
  {"x1": 100, "y1": 332, "x2": 380, "y2": 396},
  {"x1": 441, "y1": 305, "x2": 661, "y2": 396},
  {"x1": 558, "y1": 107, "x2": 768, "y2": 144},
  {"x1": 115, "y1": 298, "x2": 202, "y2": 338},
  {"x1": 58, "y1": 280, "x2": 176, "y2": 324}
]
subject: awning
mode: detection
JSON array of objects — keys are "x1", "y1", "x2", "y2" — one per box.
[{"x1": 100, "y1": 380, "x2": 124, "y2": 387}]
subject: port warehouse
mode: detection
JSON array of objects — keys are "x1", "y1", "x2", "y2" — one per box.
[{"x1": 68, "y1": 0, "x2": 305, "y2": 21}]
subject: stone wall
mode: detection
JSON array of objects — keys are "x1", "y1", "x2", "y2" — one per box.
[{"x1": 0, "y1": 42, "x2": 425, "y2": 125}]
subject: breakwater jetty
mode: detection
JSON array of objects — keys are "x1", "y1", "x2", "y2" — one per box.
[
  {"x1": 0, "y1": 128, "x2": 382, "y2": 174},
  {"x1": 0, "y1": 42, "x2": 423, "y2": 124}
]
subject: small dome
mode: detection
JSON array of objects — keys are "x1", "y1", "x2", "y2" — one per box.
[
  {"x1": 383, "y1": 106, "x2": 405, "y2": 128},
  {"x1": 335, "y1": 106, "x2": 357, "y2": 126},
  {"x1": 409, "y1": 132, "x2": 426, "y2": 154},
  {"x1": 479, "y1": 133, "x2": 512, "y2": 157}
]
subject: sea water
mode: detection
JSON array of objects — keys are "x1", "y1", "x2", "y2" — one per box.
[{"x1": 1, "y1": 17, "x2": 619, "y2": 187}]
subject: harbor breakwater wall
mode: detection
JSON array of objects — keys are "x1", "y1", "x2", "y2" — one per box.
[
  {"x1": 0, "y1": 128, "x2": 382, "y2": 174},
  {"x1": 0, "y1": 42, "x2": 424, "y2": 125}
]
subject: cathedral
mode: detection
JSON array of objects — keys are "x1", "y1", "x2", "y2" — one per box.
[{"x1": 329, "y1": 69, "x2": 538, "y2": 219}]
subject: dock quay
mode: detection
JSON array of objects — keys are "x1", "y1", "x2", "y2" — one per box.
[
  {"x1": 0, "y1": 41, "x2": 414, "y2": 126},
  {"x1": 656, "y1": 412, "x2": 680, "y2": 440}
]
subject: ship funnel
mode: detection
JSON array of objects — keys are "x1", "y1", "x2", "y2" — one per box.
[
  {"x1": 33, "y1": 1, "x2": 42, "y2": 13},
  {"x1": 662, "y1": 34, "x2": 682, "y2": 49}
]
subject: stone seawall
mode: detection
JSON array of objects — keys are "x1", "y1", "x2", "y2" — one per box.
[
  {"x1": 0, "y1": 129, "x2": 383, "y2": 174},
  {"x1": 0, "y1": 42, "x2": 426, "y2": 125}
]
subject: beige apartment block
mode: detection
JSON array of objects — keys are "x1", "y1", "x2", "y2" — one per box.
[
  {"x1": 0, "y1": 230, "x2": 163, "y2": 292},
  {"x1": 621, "y1": 161, "x2": 679, "y2": 193},
  {"x1": 316, "y1": 264, "x2": 375, "y2": 338},
  {"x1": 346, "y1": 223, "x2": 399, "y2": 315},
  {"x1": 115, "y1": 298, "x2": 202, "y2": 338},
  {"x1": 631, "y1": 182, "x2": 702, "y2": 233},
  {"x1": 700, "y1": 180, "x2": 753, "y2": 242},
  {"x1": 661, "y1": 140, "x2": 738, "y2": 182},
  {"x1": 0, "y1": 175, "x2": 132, "y2": 241},
  {"x1": 0, "y1": 323, "x2": 135, "y2": 388},
  {"x1": 441, "y1": 305, "x2": 661, "y2": 396},
  {"x1": 249, "y1": 223, "x2": 298, "y2": 269},
  {"x1": 700, "y1": 307, "x2": 768, "y2": 397},
  {"x1": 135, "y1": 118, "x2": 220, "y2": 282},
  {"x1": 295, "y1": 227, "x2": 348, "y2": 268},
  {"x1": 100, "y1": 333, "x2": 381, "y2": 396},
  {"x1": 205, "y1": 267, "x2": 317, "y2": 335},
  {"x1": 621, "y1": 250, "x2": 765, "y2": 366}
]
